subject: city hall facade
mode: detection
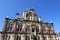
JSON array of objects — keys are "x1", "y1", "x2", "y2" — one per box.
[{"x1": 0, "y1": 9, "x2": 56, "y2": 40}]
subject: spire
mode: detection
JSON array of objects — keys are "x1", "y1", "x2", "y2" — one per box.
[{"x1": 24, "y1": 8, "x2": 29, "y2": 12}]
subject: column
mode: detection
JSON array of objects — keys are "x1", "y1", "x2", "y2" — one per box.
[
  {"x1": 39, "y1": 23, "x2": 42, "y2": 33},
  {"x1": 30, "y1": 16, "x2": 32, "y2": 20},
  {"x1": 53, "y1": 35, "x2": 56, "y2": 40},
  {"x1": 40, "y1": 35, "x2": 43, "y2": 40},
  {"x1": 10, "y1": 34, "x2": 15, "y2": 40},
  {"x1": 46, "y1": 35, "x2": 49, "y2": 40},
  {"x1": 0, "y1": 33, "x2": 2, "y2": 40},
  {"x1": 29, "y1": 35, "x2": 31, "y2": 40},
  {"x1": 21, "y1": 35, "x2": 24, "y2": 40}
]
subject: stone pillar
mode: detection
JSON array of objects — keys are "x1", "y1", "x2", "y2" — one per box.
[
  {"x1": 32, "y1": 15, "x2": 34, "y2": 21},
  {"x1": 22, "y1": 22, "x2": 26, "y2": 28},
  {"x1": 53, "y1": 35, "x2": 56, "y2": 40},
  {"x1": 22, "y1": 12, "x2": 26, "y2": 20},
  {"x1": 30, "y1": 16, "x2": 32, "y2": 20},
  {"x1": 21, "y1": 35, "x2": 24, "y2": 40},
  {"x1": 22, "y1": 22, "x2": 26, "y2": 32},
  {"x1": 40, "y1": 35, "x2": 43, "y2": 40},
  {"x1": 10, "y1": 34, "x2": 15, "y2": 40},
  {"x1": 29, "y1": 35, "x2": 31, "y2": 40},
  {"x1": 0, "y1": 33, "x2": 2, "y2": 40},
  {"x1": 39, "y1": 23, "x2": 42, "y2": 33},
  {"x1": 47, "y1": 35, "x2": 49, "y2": 40}
]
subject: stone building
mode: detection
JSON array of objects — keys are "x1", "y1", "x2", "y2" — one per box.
[
  {"x1": 0, "y1": 9, "x2": 56, "y2": 40},
  {"x1": 56, "y1": 32, "x2": 60, "y2": 40}
]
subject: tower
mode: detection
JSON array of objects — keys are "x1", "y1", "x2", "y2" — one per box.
[{"x1": 22, "y1": 8, "x2": 29, "y2": 20}]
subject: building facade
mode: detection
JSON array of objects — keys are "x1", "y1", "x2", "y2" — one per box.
[
  {"x1": 56, "y1": 32, "x2": 60, "y2": 40},
  {"x1": 0, "y1": 9, "x2": 56, "y2": 40}
]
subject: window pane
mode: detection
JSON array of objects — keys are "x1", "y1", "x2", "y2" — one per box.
[
  {"x1": 42, "y1": 25, "x2": 45, "y2": 30},
  {"x1": 32, "y1": 28, "x2": 35, "y2": 32},
  {"x1": 25, "y1": 26, "x2": 30, "y2": 32},
  {"x1": 25, "y1": 35, "x2": 30, "y2": 40},
  {"x1": 16, "y1": 36, "x2": 21, "y2": 40},
  {"x1": 18, "y1": 24, "x2": 22, "y2": 31},
  {"x1": 36, "y1": 27, "x2": 39, "y2": 32}
]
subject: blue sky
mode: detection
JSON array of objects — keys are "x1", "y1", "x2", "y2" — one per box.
[{"x1": 0, "y1": 0, "x2": 60, "y2": 32}]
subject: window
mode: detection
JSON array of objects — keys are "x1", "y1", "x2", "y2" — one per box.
[
  {"x1": 25, "y1": 26, "x2": 30, "y2": 32},
  {"x1": 18, "y1": 24, "x2": 22, "y2": 31},
  {"x1": 25, "y1": 35, "x2": 30, "y2": 40},
  {"x1": 4, "y1": 35, "x2": 8, "y2": 40},
  {"x1": 43, "y1": 36, "x2": 46, "y2": 40},
  {"x1": 49, "y1": 27, "x2": 51, "y2": 33},
  {"x1": 51, "y1": 36, "x2": 53, "y2": 40},
  {"x1": 8, "y1": 23, "x2": 13, "y2": 32},
  {"x1": 16, "y1": 36, "x2": 21, "y2": 40},
  {"x1": 36, "y1": 27, "x2": 39, "y2": 32},
  {"x1": 35, "y1": 16, "x2": 37, "y2": 21},
  {"x1": 7, "y1": 36, "x2": 10, "y2": 40},
  {"x1": 57, "y1": 38, "x2": 59, "y2": 40},
  {"x1": 42, "y1": 25, "x2": 45, "y2": 31},
  {"x1": 32, "y1": 28, "x2": 35, "y2": 32},
  {"x1": 48, "y1": 35, "x2": 53, "y2": 40}
]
